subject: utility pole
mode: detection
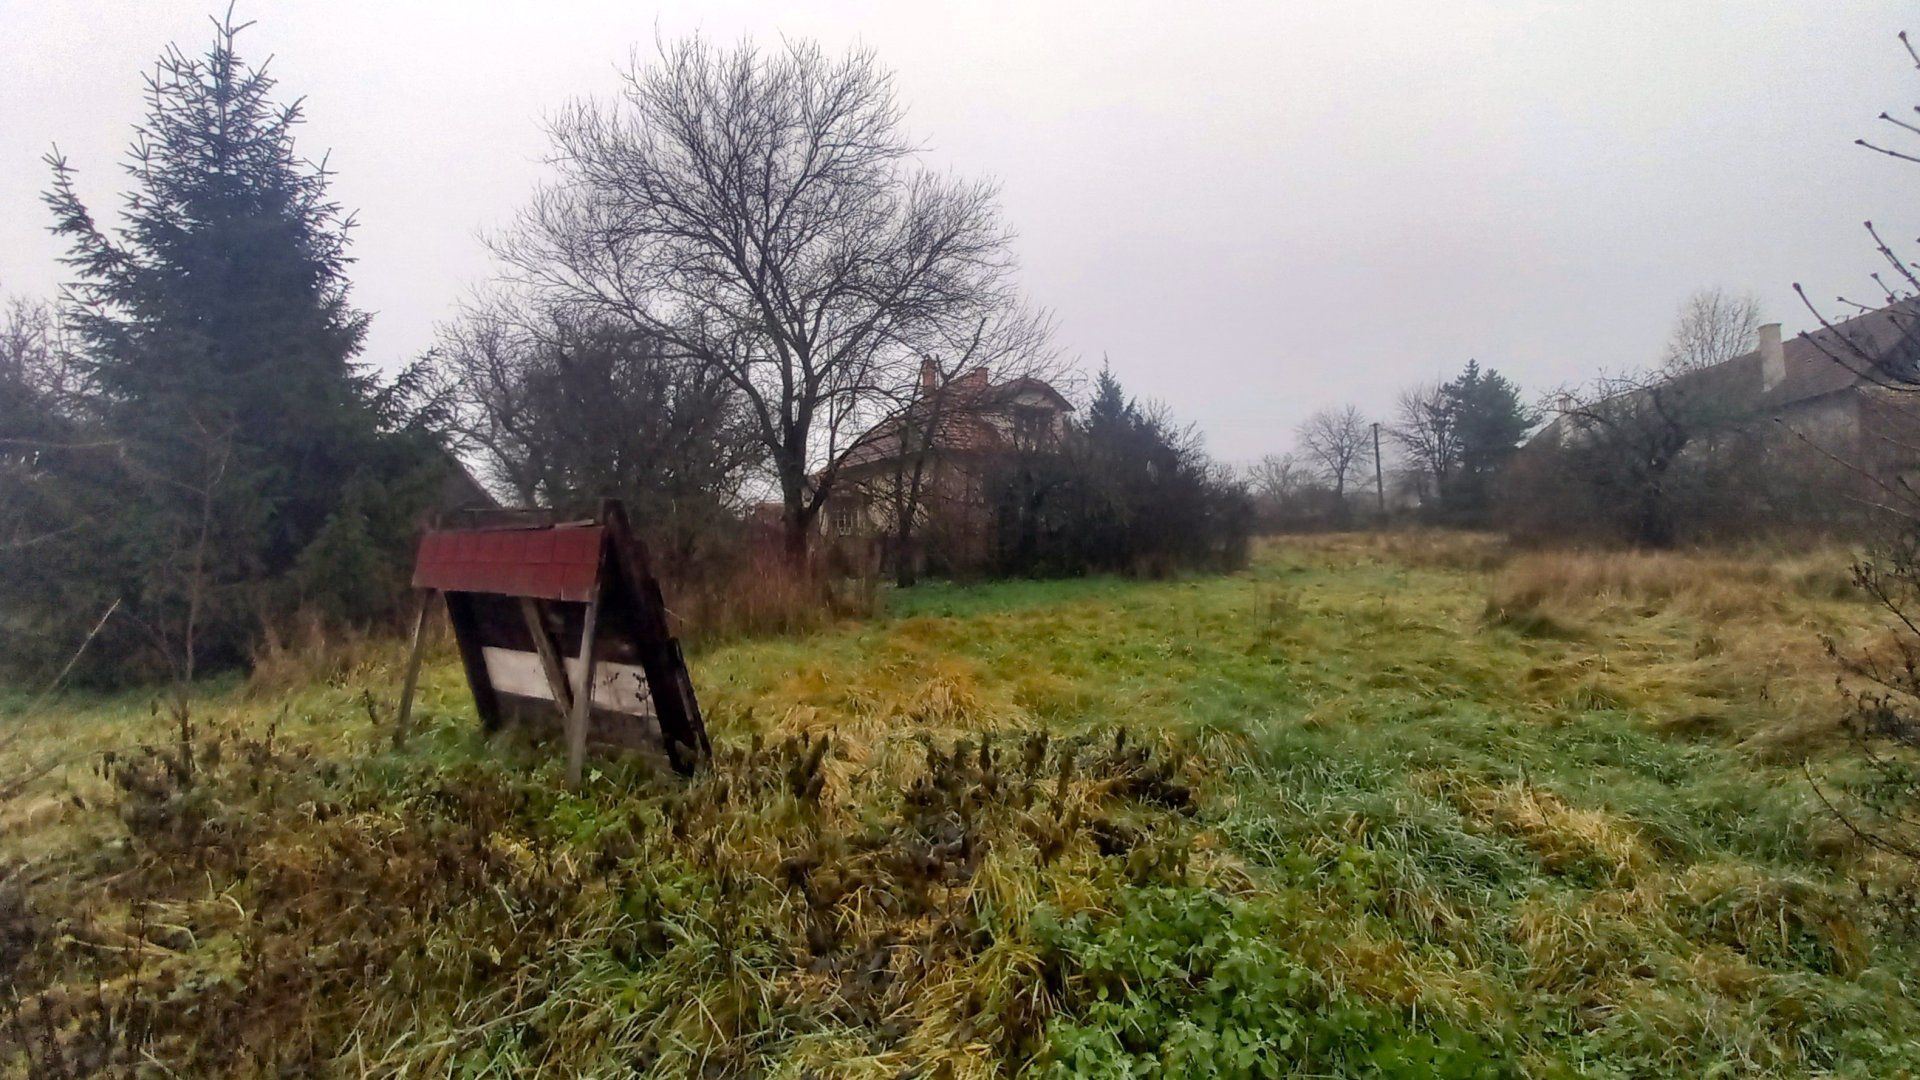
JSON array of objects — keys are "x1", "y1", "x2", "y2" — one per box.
[{"x1": 1372, "y1": 421, "x2": 1385, "y2": 516}]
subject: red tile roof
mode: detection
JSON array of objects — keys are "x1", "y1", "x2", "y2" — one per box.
[
  {"x1": 832, "y1": 376, "x2": 1073, "y2": 476},
  {"x1": 412, "y1": 525, "x2": 605, "y2": 602}
]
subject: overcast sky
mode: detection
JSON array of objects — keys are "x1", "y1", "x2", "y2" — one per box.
[{"x1": 3, "y1": 1, "x2": 1916, "y2": 462}]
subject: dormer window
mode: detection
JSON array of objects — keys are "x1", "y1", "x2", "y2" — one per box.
[{"x1": 1012, "y1": 405, "x2": 1053, "y2": 448}]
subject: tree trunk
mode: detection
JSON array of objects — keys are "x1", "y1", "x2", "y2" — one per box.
[
  {"x1": 777, "y1": 446, "x2": 813, "y2": 568},
  {"x1": 894, "y1": 501, "x2": 918, "y2": 588},
  {"x1": 893, "y1": 456, "x2": 933, "y2": 589},
  {"x1": 783, "y1": 511, "x2": 811, "y2": 567},
  {"x1": 1636, "y1": 489, "x2": 1675, "y2": 548}
]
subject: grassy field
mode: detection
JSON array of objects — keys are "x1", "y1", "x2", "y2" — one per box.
[{"x1": 4, "y1": 533, "x2": 1919, "y2": 1077}]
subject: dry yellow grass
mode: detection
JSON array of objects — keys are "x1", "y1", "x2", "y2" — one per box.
[
  {"x1": 1281, "y1": 528, "x2": 1514, "y2": 573},
  {"x1": 1487, "y1": 547, "x2": 1855, "y2": 623},
  {"x1": 1434, "y1": 775, "x2": 1655, "y2": 887},
  {"x1": 1472, "y1": 543, "x2": 1884, "y2": 757}
]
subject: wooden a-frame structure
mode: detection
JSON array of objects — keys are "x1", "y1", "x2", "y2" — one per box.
[{"x1": 397, "y1": 499, "x2": 709, "y2": 782}]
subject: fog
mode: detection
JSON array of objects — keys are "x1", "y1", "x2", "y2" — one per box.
[{"x1": 3, "y1": 0, "x2": 1914, "y2": 460}]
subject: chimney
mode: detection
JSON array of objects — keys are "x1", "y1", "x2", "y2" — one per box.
[
  {"x1": 920, "y1": 358, "x2": 938, "y2": 391},
  {"x1": 1757, "y1": 322, "x2": 1785, "y2": 392}
]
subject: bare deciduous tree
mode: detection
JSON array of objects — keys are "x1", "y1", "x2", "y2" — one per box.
[
  {"x1": 1296, "y1": 405, "x2": 1369, "y2": 502},
  {"x1": 1245, "y1": 451, "x2": 1341, "y2": 532},
  {"x1": 1528, "y1": 369, "x2": 1752, "y2": 546},
  {"x1": 1663, "y1": 287, "x2": 1761, "y2": 373},
  {"x1": 0, "y1": 292, "x2": 96, "y2": 555},
  {"x1": 429, "y1": 301, "x2": 547, "y2": 507},
  {"x1": 495, "y1": 34, "x2": 1033, "y2": 562},
  {"x1": 430, "y1": 295, "x2": 764, "y2": 572},
  {"x1": 1387, "y1": 382, "x2": 1456, "y2": 505},
  {"x1": 0, "y1": 294, "x2": 81, "y2": 407},
  {"x1": 1246, "y1": 452, "x2": 1305, "y2": 506},
  {"x1": 1800, "y1": 30, "x2": 1920, "y2": 866}
]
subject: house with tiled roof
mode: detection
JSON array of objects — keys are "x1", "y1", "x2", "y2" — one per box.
[
  {"x1": 1532, "y1": 299, "x2": 1920, "y2": 468},
  {"x1": 820, "y1": 363, "x2": 1074, "y2": 575}
]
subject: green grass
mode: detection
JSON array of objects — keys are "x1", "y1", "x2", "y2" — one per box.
[{"x1": 3, "y1": 535, "x2": 1918, "y2": 1077}]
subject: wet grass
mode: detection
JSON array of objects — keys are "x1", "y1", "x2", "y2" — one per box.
[{"x1": 2, "y1": 533, "x2": 1918, "y2": 1077}]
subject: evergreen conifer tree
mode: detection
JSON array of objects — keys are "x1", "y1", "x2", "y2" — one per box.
[
  {"x1": 1440, "y1": 361, "x2": 1531, "y2": 520},
  {"x1": 19, "y1": 14, "x2": 440, "y2": 677}
]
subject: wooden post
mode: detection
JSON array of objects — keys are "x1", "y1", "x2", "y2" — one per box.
[
  {"x1": 1372, "y1": 421, "x2": 1385, "y2": 516},
  {"x1": 393, "y1": 589, "x2": 435, "y2": 747},
  {"x1": 599, "y1": 499, "x2": 711, "y2": 771},
  {"x1": 518, "y1": 596, "x2": 574, "y2": 720},
  {"x1": 566, "y1": 581, "x2": 603, "y2": 787}
]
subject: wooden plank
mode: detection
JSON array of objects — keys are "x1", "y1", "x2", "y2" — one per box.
[
  {"x1": 393, "y1": 589, "x2": 434, "y2": 747},
  {"x1": 478, "y1": 648, "x2": 650, "y2": 712},
  {"x1": 517, "y1": 597, "x2": 574, "y2": 719},
  {"x1": 444, "y1": 590, "x2": 502, "y2": 732},
  {"x1": 640, "y1": 639, "x2": 709, "y2": 774},
  {"x1": 599, "y1": 499, "x2": 710, "y2": 772},
  {"x1": 566, "y1": 579, "x2": 603, "y2": 787}
]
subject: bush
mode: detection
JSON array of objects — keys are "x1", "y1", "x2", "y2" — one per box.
[
  {"x1": 986, "y1": 368, "x2": 1251, "y2": 578},
  {"x1": 664, "y1": 541, "x2": 876, "y2": 646},
  {"x1": 1499, "y1": 375, "x2": 1866, "y2": 548}
]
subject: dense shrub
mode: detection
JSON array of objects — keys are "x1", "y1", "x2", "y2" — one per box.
[
  {"x1": 0, "y1": 719, "x2": 1209, "y2": 1076},
  {"x1": 1498, "y1": 366, "x2": 1867, "y2": 548},
  {"x1": 987, "y1": 368, "x2": 1251, "y2": 577},
  {"x1": 1, "y1": 21, "x2": 446, "y2": 683},
  {"x1": 664, "y1": 540, "x2": 877, "y2": 646}
]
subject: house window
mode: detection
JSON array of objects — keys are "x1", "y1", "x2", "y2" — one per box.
[
  {"x1": 1012, "y1": 406, "x2": 1053, "y2": 448},
  {"x1": 830, "y1": 500, "x2": 862, "y2": 535}
]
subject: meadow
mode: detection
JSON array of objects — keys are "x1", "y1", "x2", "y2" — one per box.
[{"x1": 3, "y1": 533, "x2": 1918, "y2": 1078}]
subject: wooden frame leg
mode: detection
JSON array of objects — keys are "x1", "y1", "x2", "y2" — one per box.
[
  {"x1": 566, "y1": 583, "x2": 603, "y2": 787},
  {"x1": 518, "y1": 597, "x2": 574, "y2": 719},
  {"x1": 394, "y1": 589, "x2": 435, "y2": 748}
]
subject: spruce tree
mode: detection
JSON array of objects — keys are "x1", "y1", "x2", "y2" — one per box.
[
  {"x1": 27, "y1": 14, "x2": 436, "y2": 676},
  {"x1": 1084, "y1": 364, "x2": 1136, "y2": 433},
  {"x1": 1440, "y1": 361, "x2": 1531, "y2": 521}
]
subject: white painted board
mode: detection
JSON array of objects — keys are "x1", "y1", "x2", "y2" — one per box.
[{"x1": 480, "y1": 646, "x2": 652, "y2": 714}]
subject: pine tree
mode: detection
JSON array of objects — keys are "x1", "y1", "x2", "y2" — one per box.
[
  {"x1": 21, "y1": 13, "x2": 438, "y2": 677},
  {"x1": 988, "y1": 365, "x2": 1249, "y2": 577},
  {"x1": 1084, "y1": 364, "x2": 1136, "y2": 434},
  {"x1": 1440, "y1": 361, "x2": 1532, "y2": 521}
]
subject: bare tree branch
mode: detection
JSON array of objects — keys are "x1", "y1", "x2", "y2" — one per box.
[{"x1": 490, "y1": 35, "x2": 1035, "y2": 561}]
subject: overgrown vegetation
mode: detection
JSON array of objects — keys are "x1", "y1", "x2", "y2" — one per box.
[
  {"x1": 492, "y1": 32, "x2": 1049, "y2": 565},
  {"x1": 1251, "y1": 359, "x2": 1531, "y2": 533},
  {"x1": 1, "y1": 18, "x2": 448, "y2": 683},
  {"x1": 5, "y1": 535, "x2": 1918, "y2": 1076},
  {"x1": 988, "y1": 367, "x2": 1250, "y2": 578},
  {"x1": 429, "y1": 304, "x2": 763, "y2": 577}
]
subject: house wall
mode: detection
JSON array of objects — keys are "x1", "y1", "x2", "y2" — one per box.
[
  {"x1": 1767, "y1": 393, "x2": 1862, "y2": 461},
  {"x1": 1859, "y1": 388, "x2": 1920, "y2": 482},
  {"x1": 819, "y1": 381, "x2": 1071, "y2": 576}
]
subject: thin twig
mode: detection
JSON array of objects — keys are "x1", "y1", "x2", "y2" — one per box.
[{"x1": 0, "y1": 597, "x2": 121, "y2": 759}]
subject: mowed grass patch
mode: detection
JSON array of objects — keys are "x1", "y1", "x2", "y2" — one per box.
[{"x1": 3, "y1": 534, "x2": 1918, "y2": 1077}]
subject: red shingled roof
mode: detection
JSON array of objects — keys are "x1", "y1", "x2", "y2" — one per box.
[
  {"x1": 412, "y1": 525, "x2": 605, "y2": 602},
  {"x1": 832, "y1": 375, "x2": 1074, "y2": 476}
]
